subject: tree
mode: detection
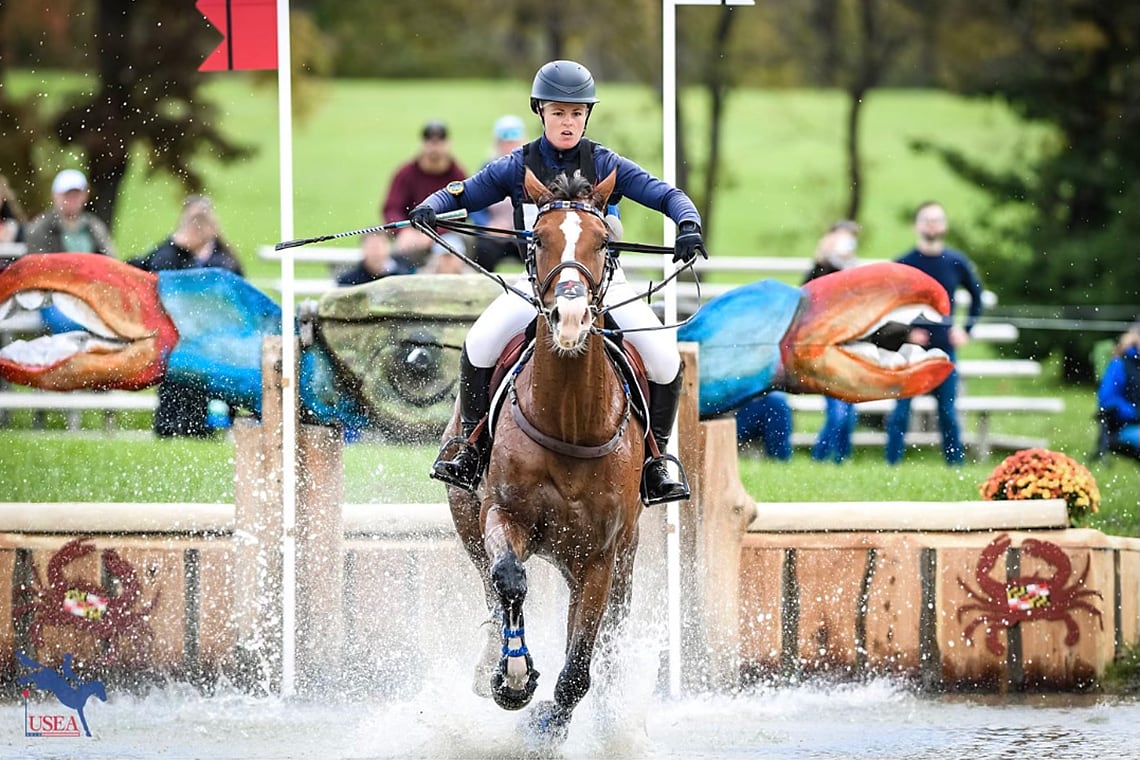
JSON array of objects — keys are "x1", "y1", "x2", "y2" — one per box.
[
  {"x1": 839, "y1": 0, "x2": 906, "y2": 221},
  {"x1": 0, "y1": 1, "x2": 51, "y2": 212},
  {"x1": 48, "y1": 1, "x2": 253, "y2": 227},
  {"x1": 684, "y1": 4, "x2": 744, "y2": 235},
  {"x1": 915, "y1": 0, "x2": 1140, "y2": 382}
]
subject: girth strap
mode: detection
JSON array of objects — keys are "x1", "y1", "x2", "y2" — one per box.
[{"x1": 508, "y1": 392, "x2": 631, "y2": 459}]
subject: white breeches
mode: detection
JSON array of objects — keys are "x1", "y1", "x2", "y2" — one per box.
[{"x1": 464, "y1": 264, "x2": 681, "y2": 383}]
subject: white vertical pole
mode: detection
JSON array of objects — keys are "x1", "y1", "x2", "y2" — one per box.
[
  {"x1": 661, "y1": 0, "x2": 683, "y2": 701},
  {"x1": 276, "y1": 0, "x2": 297, "y2": 699}
]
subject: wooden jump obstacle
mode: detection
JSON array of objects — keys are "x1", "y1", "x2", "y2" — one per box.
[{"x1": 1, "y1": 341, "x2": 1136, "y2": 694}]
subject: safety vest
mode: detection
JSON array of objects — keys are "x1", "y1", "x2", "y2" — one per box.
[{"x1": 514, "y1": 138, "x2": 597, "y2": 231}]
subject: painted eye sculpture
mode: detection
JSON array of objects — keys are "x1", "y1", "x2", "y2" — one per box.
[
  {"x1": 315, "y1": 274, "x2": 500, "y2": 441},
  {"x1": 384, "y1": 332, "x2": 454, "y2": 408}
]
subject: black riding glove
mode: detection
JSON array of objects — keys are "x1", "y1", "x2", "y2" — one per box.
[
  {"x1": 673, "y1": 221, "x2": 707, "y2": 264},
  {"x1": 408, "y1": 204, "x2": 437, "y2": 229}
]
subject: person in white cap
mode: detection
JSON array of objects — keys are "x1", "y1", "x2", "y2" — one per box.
[{"x1": 24, "y1": 168, "x2": 116, "y2": 257}]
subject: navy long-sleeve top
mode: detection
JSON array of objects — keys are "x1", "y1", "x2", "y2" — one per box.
[
  {"x1": 895, "y1": 246, "x2": 984, "y2": 353},
  {"x1": 418, "y1": 136, "x2": 700, "y2": 229}
]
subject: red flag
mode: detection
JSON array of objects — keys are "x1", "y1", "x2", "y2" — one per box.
[{"x1": 198, "y1": 0, "x2": 278, "y2": 71}]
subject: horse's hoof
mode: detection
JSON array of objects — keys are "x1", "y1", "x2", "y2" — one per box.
[
  {"x1": 491, "y1": 668, "x2": 539, "y2": 711},
  {"x1": 524, "y1": 700, "x2": 570, "y2": 748},
  {"x1": 491, "y1": 649, "x2": 538, "y2": 710}
]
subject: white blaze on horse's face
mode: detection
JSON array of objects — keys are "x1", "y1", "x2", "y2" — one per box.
[{"x1": 550, "y1": 212, "x2": 592, "y2": 352}]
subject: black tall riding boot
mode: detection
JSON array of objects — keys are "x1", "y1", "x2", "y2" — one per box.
[
  {"x1": 641, "y1": 367, "x2": 691, "y2": 506},
  {"x1": 431, "y1": 348, "x2": 494, "y2": 492}
]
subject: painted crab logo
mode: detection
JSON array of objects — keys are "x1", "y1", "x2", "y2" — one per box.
[{"x1": 17, "y1": 652, "x2": 107, "y2": 738}]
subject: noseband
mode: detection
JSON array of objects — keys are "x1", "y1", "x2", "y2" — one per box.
[{"x1": 527, "y1": 200, "x2": 616, "y2": 318}]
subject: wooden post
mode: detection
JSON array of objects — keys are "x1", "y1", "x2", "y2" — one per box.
[
  {"x1": 677, "y1": 342, "x2": 757, "y2": 691},
  {"x1": 230, "y1": 336, "x2": 285, "y2": 692},
  {"x1": 295, "y1": 423, "x2": 345, "y2": 693}
]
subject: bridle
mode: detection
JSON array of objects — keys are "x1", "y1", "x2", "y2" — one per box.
[
  {"x1": 508, "y1": 198, "x2": 632, "y2": 459},
  {"x1": 526, "y1": 199, "x2": 617, "y2": 333}
]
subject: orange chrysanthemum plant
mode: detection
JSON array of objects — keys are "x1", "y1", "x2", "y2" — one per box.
[{"x1": 979, "y1": 448, "x2": 1100, "y2": 526}]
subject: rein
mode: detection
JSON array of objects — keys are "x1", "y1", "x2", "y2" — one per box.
[{"x1": 422, "y1": 216, "x2": 703, "y2": 335}]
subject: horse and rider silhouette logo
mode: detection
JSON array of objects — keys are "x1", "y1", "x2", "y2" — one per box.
[{"x1": 18, "y1": 651, "x2": 106, "y2": 738}]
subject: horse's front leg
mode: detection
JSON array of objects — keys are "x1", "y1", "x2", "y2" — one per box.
[
  {"x1": 485, "y1": 506, "x2": 539, "y2": 711},
  {"x1": 528, "y1": 552, "x2": 616, "y2": 739},
  {"x1": 595, "y1": 533, "x2": 638, "y2": 682}
]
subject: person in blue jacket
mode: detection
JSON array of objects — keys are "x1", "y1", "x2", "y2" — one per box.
[
  {"x1": 1096, "y1": 327, "x2": 1140, "y2": 460},
  {"x1": 885, "y1": 201, "x2": 985, "y2": 465},
  {"x1": 409, "y1": 60, "x2": 708, "y2": 505}
]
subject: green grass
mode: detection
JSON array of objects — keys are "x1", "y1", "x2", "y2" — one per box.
[
  {"x1": 0, "y1": 430, "x2": 441, "y2": 505},
  {"x1": 738, "y1": 446, "x2": 1138, "y2": 537},
  {"x1": 1, "y1": 427, "x2": 1133, "y2": 535},
  {"x1": 10, "y1": 71, "x2": 1050, "y2": 287}
]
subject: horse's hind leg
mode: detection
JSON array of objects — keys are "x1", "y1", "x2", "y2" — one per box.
[{"x1": 488, "y1": 548, "x2": 539, "y2": 710}]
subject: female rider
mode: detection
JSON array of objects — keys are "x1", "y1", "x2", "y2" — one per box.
[{"x1": 410, "y1": 60, "x2": 707, "y2": 506}]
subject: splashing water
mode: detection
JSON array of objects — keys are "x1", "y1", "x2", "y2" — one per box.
[{"x1": 4, "y1": 673, "x2": 1136, "y2": 759}]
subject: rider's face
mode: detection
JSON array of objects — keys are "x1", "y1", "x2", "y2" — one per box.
[{"x1": 542, "y1": 102, "x2": 588, "y2": 151}]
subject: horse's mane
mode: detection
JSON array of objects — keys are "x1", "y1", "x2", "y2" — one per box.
[{"x1": 546, "y1": 171, "x2": 595, "y2": 202}]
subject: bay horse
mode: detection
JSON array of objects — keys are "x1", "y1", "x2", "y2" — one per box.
[{"x1": 444, "y1": 167, "x2": 645, "y2": 743}]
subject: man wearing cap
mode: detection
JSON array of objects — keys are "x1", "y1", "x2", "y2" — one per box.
[
  {"x1": 25, "y1": 169, "x2": 116, "y2": 257},
  {"x1": 380, "y1": 120, "x2": 468, "y2": 269}
]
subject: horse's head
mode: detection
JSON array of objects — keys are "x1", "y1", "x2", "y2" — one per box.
[{"x1": 523, "y1": 167, "x2": 617, "y2": 355}]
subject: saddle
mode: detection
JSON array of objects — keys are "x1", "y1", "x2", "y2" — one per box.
[{"x1": 473, "y1": 319, "x2": 659, "y2": 459}]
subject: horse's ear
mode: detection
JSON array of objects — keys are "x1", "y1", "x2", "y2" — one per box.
[
  {"x1": 523, "y1": 167, "x2": 553, "y2": 206},
  {"x1": 591, "y1": 169, "x2": 617, "y2": 211}
]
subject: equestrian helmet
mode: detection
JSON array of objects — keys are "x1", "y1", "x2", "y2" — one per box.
[{"x1": 530, "y1": 60, "x2": 599, "y2": 114}]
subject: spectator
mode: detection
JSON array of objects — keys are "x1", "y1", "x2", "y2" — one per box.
[
  {"x1": 381, "y1": 120, "x2": 469, "y2": 271},
  {"x1": 0, "y1": 173, "x2": 28, "y2": 245},
  {"x1": 24, "y1": 169, "x2": 116, "y2": 256},
  {"x1": 0, "y1": 173, "x2": 29, "y2": 272},
  {"x1": 129, "y1": 196, "x2": 243, "y2": 438},
  {"x1": 803, "y1": 220, "x2": 860, "y2": 463},
  {"x1": 336, "y1": 230, "x2": 406, "y2": 286},
  {"x1": 129, "y1": 196, "x2": 241, "y2": 274},
  {"x1": 471, "y1": 115, "x2": 528, "y2": 271},
  {"x1": 736, "y1": 392, "x2": 793, "y2": 461},
  {"x1": 885, "y1": 200, "x2": 985, "y2": 466},
  {"x1": 422, "y1": 250, "x2": 471, "y2": 275},
  {"x1": 1095, "y1": 326, "x2": 1140, "y2": 461}
]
